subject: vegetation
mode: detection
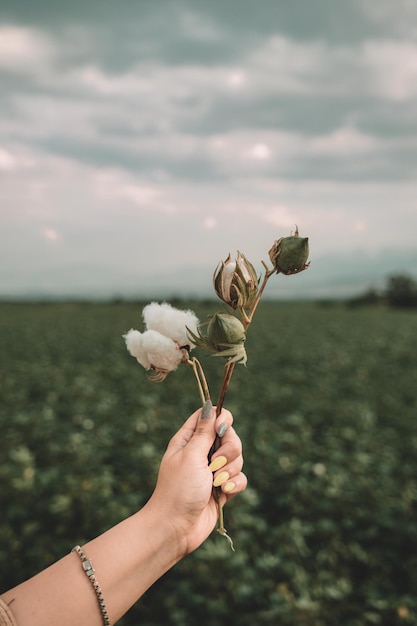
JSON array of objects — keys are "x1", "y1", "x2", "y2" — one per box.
[
  {"x1": 349, "y1": 273, "x2": 417, "y2": 308},
  {"x1": 385, "y1": 274, "x2": 417, "y2": 308},
  {"x1": 1, "y1": 301, "x2": 417, "y2": 625}
]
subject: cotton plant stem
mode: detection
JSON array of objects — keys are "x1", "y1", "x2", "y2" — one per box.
[
  {"x1": 216, "y1": 362, "x2": 236, "y2": 417},
  {"x1": 190, "y1": 267, "x2": 273, "y2": 552},
  {"x1": 215, "y1": 489, "x2": 235, "y2": 551},
  {"x1": 214, "y1": 266, "x2": 272, "y2": 414},
  {"x1": 194, "y1": 358, "x2": 211, "y2": 401},
  {"x1": 188, "y1": 359, "x2": 234, "y2": 547},
  {"x1": 201, "y1": 360, "x2": 236, "y2": 551},
  {"x1": 208, "y1": 432, "x2": 235, "y2": 550},
  {"x1": 244, "y1": 264, "x2": 274, "y2": 325},
  {"x1": 188, "y1": 357, "x2": 210, "y2": 405},
  {"x1": 208, "y1": 269, "x2": 274, "y2": 551},
  {"x1": 193, "y1": 362, "x2": 236, "y2": 551}
]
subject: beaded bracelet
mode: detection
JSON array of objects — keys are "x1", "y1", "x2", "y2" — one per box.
[{"x1": 72, "y1": 545, "x2": 110, "y2": 626}]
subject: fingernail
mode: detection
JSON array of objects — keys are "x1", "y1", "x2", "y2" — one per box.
[
  {"x1": 223, "y1": 481, "x2": 236, "y2": 493},
  {"x1": 213, "y1": 471, "x2": 229, "y2": 488},
  {"x1": 208, "y1": 455, "x2": 227, "y2": 472},
  {"x1": 217, "y1": 422, "x2": 228, "y2": 438},
  {"x1": 200, "y1": 399, "x2": 213, "y2": 420}
]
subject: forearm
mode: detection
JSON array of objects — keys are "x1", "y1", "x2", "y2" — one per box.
[{"x1": 1, "y1": 501, "x2": 185, "y2": 626}]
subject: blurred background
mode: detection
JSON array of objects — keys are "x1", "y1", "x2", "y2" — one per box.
[{"x1": 1, "y1": 2, "x2": 417, "y2": 625}]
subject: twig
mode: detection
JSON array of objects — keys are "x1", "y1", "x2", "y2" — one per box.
[
  {"x1": 244, "y1": 264, "x2": 274, "y2": 325},
  {"x1": 188, "y1": 357, "x2": 210, "y2": 404},
  {"x1": 216, "y1": 361, "x2": 236, "y2": 416}
]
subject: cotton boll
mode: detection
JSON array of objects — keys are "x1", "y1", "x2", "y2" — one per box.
[
  {"x1": 142, "y1": 329, "x2": 183, "y2": 372},
  {"x1": 143, "y1": 302, "x2": 200, "y2": 347},
  {"x1": 123, "y1": 329, "x2": 151, "y2": 369},
  {"x1": 124, "y1": 329, "x2": 143, "y2": 357},
  {"x1": 143, "y1": 302, "x2": 178, "y2": 336},
  {"x1": 142, "y1": 302, "x2": 166, "y2": 330},
  {"x1": 174, "y1": 308, "x2": 200, "y2": 346},
  {"x1": 162, "y1": 307, "x2": 199, "y2": 346}
]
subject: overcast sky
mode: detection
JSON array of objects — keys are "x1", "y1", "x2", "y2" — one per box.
[{"x1": 1, "y1": 0, "x2": 416, "y2": 300}]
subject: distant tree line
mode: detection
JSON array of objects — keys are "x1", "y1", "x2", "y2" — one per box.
[{"x1": 349, "y1": 273, "x2": 417, "y2": 308}]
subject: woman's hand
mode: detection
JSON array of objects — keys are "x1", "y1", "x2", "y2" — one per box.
[{"x1": 145, "y1": 401, "x2": 247, "y2": 556}]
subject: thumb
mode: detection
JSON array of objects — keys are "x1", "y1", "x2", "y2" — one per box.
[
  {"x1": 191, "y1": 398, "x2": 216, "y2": 442},
  {"x1": 168, "y1": 400, "x2": 214, "y2": 452},
  {"x1": 200, "y1": 399, "x2": 214, "y2": 422}
]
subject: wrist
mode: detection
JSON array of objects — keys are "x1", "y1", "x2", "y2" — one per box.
[{"x1": 139, "y1": 498, "x2": 189, "y2": 564}]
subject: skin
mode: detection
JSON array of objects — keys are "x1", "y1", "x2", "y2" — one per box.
[{"x1": 1, "y1": 405, "x2": 247, "y2": 626}]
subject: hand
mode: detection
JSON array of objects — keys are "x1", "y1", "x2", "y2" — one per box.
[{"x1": 146, "y1": 402, "x2": 247, "y2": 556}]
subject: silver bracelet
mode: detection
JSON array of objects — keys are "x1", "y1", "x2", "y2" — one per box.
[{"x1": 72, "y1": 545, "x2": 111, "y2": 626}]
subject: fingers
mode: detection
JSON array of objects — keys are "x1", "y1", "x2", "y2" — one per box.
[
  {"x1": 209, "y1": 415, "x2": 241, "y2": 470},
  {"x1": 208, "y1": 423, "x2": 245, "y2": 496},
  {"x1": 185, "y1": 404, "x2": 233, "y2": 453},
  {"x1": 214, "y1": 408, "x2": 233, "y2": 439},
  {"x1": 168, "y1": 407, "x2": 204, "y2": 451},
  {"x1": 168, "y1": 405, "x2": 241, "y2": 482},
  {"x1": 179, "y1": 404, "x2": 244, "y2": 493},
  {"x1": 221, "y1": 471, "x2": 248, "y2": 499},
  {"x1": 200, "y1": 398, "x2": 214, "y2": 420},
  {"x1": 170, "y1": 404, "x2": 233, "y2": 442},
  {"x1": 214, "y1": 469, "x2": 247, "y2": 508}
]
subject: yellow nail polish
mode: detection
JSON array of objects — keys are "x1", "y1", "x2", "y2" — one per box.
[
  {"x1": 213, "y1": 471, "x2": 229, "y2": 487},
  {"x1": 224, "y1": 481, "x2": 236, "y2": 493},
  {"x1": 208, "y1": 455, "x2": 227, "y2": 472}
]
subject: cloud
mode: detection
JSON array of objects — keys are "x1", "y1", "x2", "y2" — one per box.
[
  {"x1": 0, "y1": 24, "x2": 52, "y2": 70},
  {"x1": 42, "y1": 227, "x2": 60, "y2": 242},
  {"x1": 1, "y1": 1, "x2": 416, "y2": 300},
  {"x1": 309, "y1": 127, "x2": 378, "y2": 156},
  {"x1": 1, "y1": 14, "x2": 416, "y2": 184},
  {"x1": 358, "y1": 0, "x2": 417, "y2": 39},
  {"x1": 362, "y1": 40, "x2": 417, "y2": 101},
  {"x1": 0, "y1": 147, "x2": 18, "y2": 171}
]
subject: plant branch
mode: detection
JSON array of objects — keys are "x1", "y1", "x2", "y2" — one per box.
[
  {"x1": 197, "y1": 263, "x2": 275, "y2": 551},
  {"x1": 187, "y1": 357, "x2": 210, "y2": 405},
  {"x1": 244, "y1": 264, "x2": 274, "y2": 325},
  {"x1": 216, "y1": 361, "x2": 236, "y2": 417}
]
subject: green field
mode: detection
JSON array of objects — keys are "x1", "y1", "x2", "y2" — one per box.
[{"x1": 1, "y1": 301, "x2": 417, "y2": 625}]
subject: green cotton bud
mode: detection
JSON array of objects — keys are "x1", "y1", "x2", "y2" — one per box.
[
  {"x1": 187, "y1": 312, "x2": 247, "y2": 364},
  {"x1": 269, "y1": 226, "x2": 310, "y2": 275},
  {"x1": 207, "y1": 312, "x2": 246, "y2": 349},
  {"x1": 213, "y1": 251, "x2": 259, "y2": 310}
]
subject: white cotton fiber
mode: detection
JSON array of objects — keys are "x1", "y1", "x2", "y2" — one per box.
[
  {"x1": 142, "y1": 330, "x2": 183, "y2": 372},
  {"x1": 143, "y1": 302, "x2": 199, "y2": 347},
  {"x1": 123, "y1": 329, "x2": 151, "y2": 369}
]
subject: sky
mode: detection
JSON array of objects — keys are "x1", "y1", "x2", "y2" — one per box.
[{"x1": 1, "y1": 0, "x2": 417, "y2": 301}]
